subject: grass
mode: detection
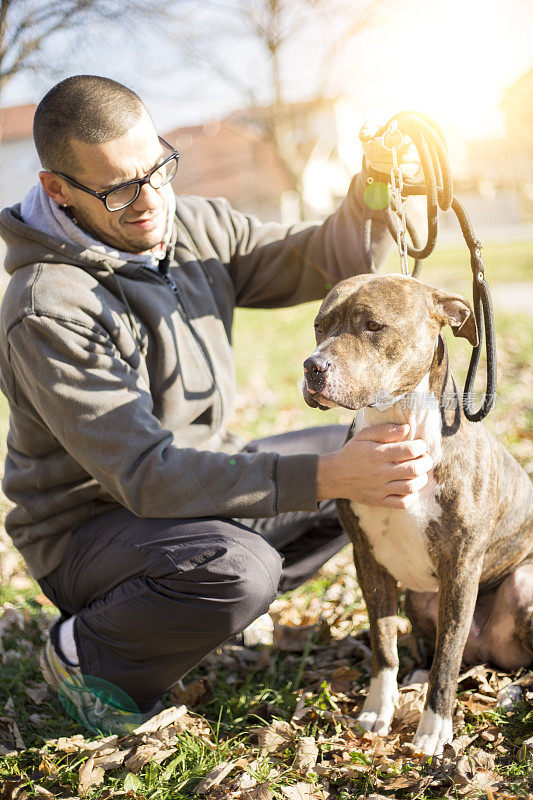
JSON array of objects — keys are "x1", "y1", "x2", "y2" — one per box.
[{"x1": 0, "y1": 238, "x2": 531, "y2": 798}]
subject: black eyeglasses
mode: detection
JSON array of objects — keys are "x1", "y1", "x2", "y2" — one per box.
[{"x1": 53, "y1": 136, "x2": 179, "y2": 211}]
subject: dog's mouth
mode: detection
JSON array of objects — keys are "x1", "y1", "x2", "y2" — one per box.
[
  {"x1": 303, "y1": 374, "x2": 403, "y2": 413},
  {"x1": 302, "y1": 378, "x2": 338, "y2": 410}
]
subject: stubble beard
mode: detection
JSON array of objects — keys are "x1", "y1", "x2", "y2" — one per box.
[{"x1": 68, "y1": 203, "x2": 167, "y2": 255}]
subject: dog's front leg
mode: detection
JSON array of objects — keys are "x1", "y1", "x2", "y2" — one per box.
[
  {"x1": 355, "y1": 544, "x2": 399, "y2": 734},
  {"x1": 412, "y1": 557, "x2": 483, "y2": 756},
  {"x1": 337, "y1": 510, "x2": 400, "y2": 734}
]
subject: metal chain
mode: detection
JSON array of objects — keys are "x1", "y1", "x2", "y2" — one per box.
[{"x1": 390, "y1": 145, "x2": 410, "y2": 275}]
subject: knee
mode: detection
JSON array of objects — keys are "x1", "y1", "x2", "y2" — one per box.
[
  {"x1": 154, "y1": 526, "x2": 283, "y2": 639},
  {"x1": 218, "y1": 535, "x2": 283, "y2": 634}
]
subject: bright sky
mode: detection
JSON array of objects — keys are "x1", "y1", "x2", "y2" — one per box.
[
  {"x1": 2, "y1": 0, "x2": 531, "y2": 143},
  {"x1": 339, "y1": 0, "x2": 533, "y2": 141}
]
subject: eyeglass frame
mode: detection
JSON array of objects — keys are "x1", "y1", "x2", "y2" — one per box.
[{"x1": 50, "y1": 136, "x2": 179, "y2": 212}]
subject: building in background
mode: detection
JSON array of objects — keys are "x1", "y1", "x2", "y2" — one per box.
[
  {"x1": 465, "y1": 68, "x2": 533, "y2": 225},
  {"x1": 165, "y1": 98, "x2": 363, "y2": 223}
]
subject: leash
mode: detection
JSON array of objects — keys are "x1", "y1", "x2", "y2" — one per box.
[{"x1": 361, "y1": 111, "x2": 497, "y2": 422}]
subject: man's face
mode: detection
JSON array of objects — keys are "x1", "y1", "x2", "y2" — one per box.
[{"x1": 59, "y1": 112, "x2": 170, "y2": 254}]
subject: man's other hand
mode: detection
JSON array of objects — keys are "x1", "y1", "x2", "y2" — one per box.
[{"x1": 360, "y1": 121, "x2": 420, "y2": 179}]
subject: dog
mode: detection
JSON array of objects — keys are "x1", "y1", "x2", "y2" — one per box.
[{"x1": 302, "y1": 273, "x2": 533, "y2": 756}]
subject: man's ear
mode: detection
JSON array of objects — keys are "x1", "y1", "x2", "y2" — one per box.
[
  {"x1": 432, "y1": 289, "x2": 479, "y2": 347},
  {"x1": 39, "y1": 171, "x2": 71, "y2": 207}
]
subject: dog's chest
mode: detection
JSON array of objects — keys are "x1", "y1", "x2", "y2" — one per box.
[{"x1": 349, "y1": 384, "x2": 442, "y2": 593}]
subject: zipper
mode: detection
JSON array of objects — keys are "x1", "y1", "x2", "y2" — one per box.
[{"x1": 142, "y1": 254, "x2": 224, "y2": 423}]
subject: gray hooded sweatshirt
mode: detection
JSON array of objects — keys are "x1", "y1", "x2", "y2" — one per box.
[{"x1": 0, "y1": 174, "x2": 389, "y2": 579}]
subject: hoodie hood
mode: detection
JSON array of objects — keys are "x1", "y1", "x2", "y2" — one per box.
[{"x1": 0, "y1": 182, "x2": 177, "y2": 277}]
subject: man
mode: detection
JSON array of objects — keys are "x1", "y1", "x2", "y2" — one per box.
[{"x1": 0, "y1": 75, "x2": 431, "y2": 733}]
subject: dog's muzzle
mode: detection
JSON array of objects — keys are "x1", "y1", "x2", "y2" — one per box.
[{"x1": 303, "y1": 354, "x2": 331, "y2": 392}]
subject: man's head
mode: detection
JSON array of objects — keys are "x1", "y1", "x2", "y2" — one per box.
[{"x1": 35, "y1": 75, "x2": 173, "y2": 254}]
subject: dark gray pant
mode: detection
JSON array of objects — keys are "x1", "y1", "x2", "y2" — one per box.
[{"x1": 39, "y1": 425, "x2": 349, "y2": 712}]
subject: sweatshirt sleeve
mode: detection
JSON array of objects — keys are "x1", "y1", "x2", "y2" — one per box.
[
  {"x1": 223, "y1": 171, "x2": 392, "y2": 308},
  {"x1": 7, "y1": 315, "x2": 319, "y2": 519}
]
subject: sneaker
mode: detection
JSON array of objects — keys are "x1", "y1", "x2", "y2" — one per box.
[{"x1": 39, "y1": 618, "x2": 146, "y2": 735}]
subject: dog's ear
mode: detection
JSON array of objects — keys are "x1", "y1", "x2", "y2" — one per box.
[{"x1": 432, "y1": 290, "x2": 479, "y2": 347}]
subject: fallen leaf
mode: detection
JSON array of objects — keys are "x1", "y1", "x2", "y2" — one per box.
[
  {"x1": 78, "y1": 756, "x2": 105, "y2": 796},
  {"x1": 9, "y1": 575, "x2": 33, "y2": 590},
  {"x1": 49, "y1": 734, "x2": 87, "y2": 753},
  {"x1": 132, "y1": 704, "x2": 187, "y2": 734},
  {"x1": 254, "y1": 720, "x2": 295, "y2": 756},
  {"x1": 33, "y1": 593, "x2": 54, "y2": 606},
  {"x1": 3, "y1": 697, "x2": 15, "y2": 716},
  {"x1": 38, "y1": 753, "x2": 58, "y2": 777},
  {"x1": 0, "y1": 716, "x2": 26, "y2": 751},
  {"x1": 123, "y1": 772, "x2": 143, "y2": 792},
  {"x1": 93, "y1": 749, "x2": 131, "y2": 770},
  {"x1": 0, "y1": 778, "x2": 28, "y2": 799},
  {"x1": 479, "y1": 726, "x2": 502, "y2": 743},
  {"x1": 168, "y1": 678, "x2": 207, "y2": 707},
  {"x1": 27, "y1": 786, "x2": 53, "y2": 798},
  {"x1": 280, "y1": 783, "x2": 327, "y2": 799},
  {"x1": 25, "y1": 682, "x2": 49, "y2": 705},
  {"x1": 195, "y1": 760, "x2": 235, "y2": 793},
  {"x1": 392, "y1": 683, "x2": 427, "y2": 730},
  {"x1": 124, "y1": 744, "x2": 163, "y2": 773},
  {"x1": 294, "y1": 736, "x2": 319, "y2": 773}
]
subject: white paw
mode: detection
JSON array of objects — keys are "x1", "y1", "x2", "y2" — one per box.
[
  {"x1": 412, "y1": 708, "x2": 452, "y2": 756},
  {"x1": 357, "y1": 705, "x2": 395, "y2": 735},
  {"x1": 357, "y1": 668, "x2": 398, "y2": 736}
]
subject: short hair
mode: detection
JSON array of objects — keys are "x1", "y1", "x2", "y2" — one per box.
[{"x1": 34, "y1": 75, "x2": 148, "y2": 173}]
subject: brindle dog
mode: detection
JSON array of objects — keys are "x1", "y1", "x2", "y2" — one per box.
[{"x1": 302, "y1": 273, "x2": 533, "y2": 756}]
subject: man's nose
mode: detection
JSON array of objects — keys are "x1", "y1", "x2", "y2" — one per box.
[
  {"x1": 131, "y1": 182, "x2": 161, "y2": 210},
  {"x1": 303, "y1": 355, "x2": 331, "y2": 389}
]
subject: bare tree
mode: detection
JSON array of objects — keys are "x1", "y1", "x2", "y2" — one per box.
[
  {"x1": 181, "y1": 0, "x2": 385, "y2": 204},
  {"x1": 0, "y1": 0, "x2": 180, "y2": 108}
]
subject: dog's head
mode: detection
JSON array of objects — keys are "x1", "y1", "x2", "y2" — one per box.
[{"x1": 302, "y1": 274, "x2": 477, "y2": 411}]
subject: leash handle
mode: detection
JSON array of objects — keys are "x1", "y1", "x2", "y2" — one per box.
[{"x1": 360, "y1": 111, "x2": 498, "y2": 421}]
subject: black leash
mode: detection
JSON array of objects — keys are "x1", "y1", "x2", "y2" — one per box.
[{"x1": 361, "y1": 111, "x2": 497, "y2": 421}]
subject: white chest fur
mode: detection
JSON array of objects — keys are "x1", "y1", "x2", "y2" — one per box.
[{"x1": 350, "y1": 374, "x2": 442, "y2": 593}]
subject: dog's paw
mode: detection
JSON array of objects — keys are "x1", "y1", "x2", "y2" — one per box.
[
  {"x1": 357, "y1": 668, "x2": 398, "y2": 736},
  {"x1": 412, "y1": 708, "x2": 452, "y2": 756},
  {"x1": 357, "y1": 705, "x2": 395, "y2": 735}
]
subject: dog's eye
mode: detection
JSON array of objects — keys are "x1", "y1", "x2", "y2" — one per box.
[
  {"x1": 314, "y1": 323, "x2": 323, "y2": 336},
  {"x1": 366, "y1": 320, "x2": 384, "y2": 332}
]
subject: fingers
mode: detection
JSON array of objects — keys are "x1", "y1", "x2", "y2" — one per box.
[
  {"x1": 359, "y1": 120, "x2": 380, "y2": 142},
  {"x1": 360, "y1": 123, "x2": 420, "y2": 177},
  {"x1": 381, "y1": 439, "x2": 429, "y2": 461},
  {"x1": 388, "y1": 453, "x2": 433, "y2": 477},
  {"x1": 386, "y1": 474, "x2": 429, "y2": 497},
  {"x1": 382, "y1": 493, "x2": 419, "y2": 509},
  {"x1": 354, "y1": 423, "x2": 411, "y2": 444}
]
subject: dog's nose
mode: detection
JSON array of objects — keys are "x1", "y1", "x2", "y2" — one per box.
[{"x1": 303, "y1": 355, "x2": 331, "y2": 389}]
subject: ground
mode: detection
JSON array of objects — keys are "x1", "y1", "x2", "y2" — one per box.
[{"x1": 0, "y1": 240, "x2": 531, "y2": 799}]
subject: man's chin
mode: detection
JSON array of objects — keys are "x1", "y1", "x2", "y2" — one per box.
[{"x1": 121, "y1": 226, "x2": 167, "y2": 254}]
